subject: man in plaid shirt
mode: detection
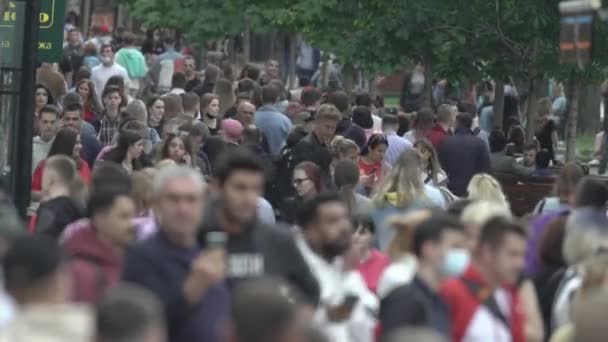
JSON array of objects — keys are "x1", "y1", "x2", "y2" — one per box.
[{"x1": 98, "y1": 86, "x2": 123, "y2": 146}]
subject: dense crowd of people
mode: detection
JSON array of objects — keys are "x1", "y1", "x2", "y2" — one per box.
[{"x1": 2, "y1": 24, "x2": 608, "y2": 342}]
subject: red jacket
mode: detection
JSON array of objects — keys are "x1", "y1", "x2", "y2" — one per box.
[
  {"x1": 440, "y1": 264, "x2": 525, "y2": 342},
  {"x1": 63, "y1": 225, "x2": 123, "y2": 303},
  {"x1": 428, "y1": 123, "x2": 451, "y2": 149},
  {"x1": 32, "y1": 159, "x2": 91, "y2": 192}
]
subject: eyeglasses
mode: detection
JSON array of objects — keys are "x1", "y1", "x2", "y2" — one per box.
[{"x1": 292, "y1": 178, "x2": 309, "y2": 186}]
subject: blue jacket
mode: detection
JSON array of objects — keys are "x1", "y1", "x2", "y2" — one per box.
[
  {"x1": 122, "y1": 232, "x2": 231, "y2": 342},
  {"x1": 254, "y1": 105, "x2": 293, "y2": 156},
  {"x1": 80, "y1": 131, "x2": 102, "y2": 168}
]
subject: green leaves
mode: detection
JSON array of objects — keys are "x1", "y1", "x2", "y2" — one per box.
[{"x1": 122, "y1": 0, "x2": 608, "y2": 84}]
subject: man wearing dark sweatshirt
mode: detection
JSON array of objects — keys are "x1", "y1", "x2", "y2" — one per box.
[
  {"x1": 199, "y1": 149, "x2": 320, "y2": 305},
  {"x1": 34, "y1": 155, "x2": 85, "y2": 238},
  {"x1": 437, "y1": 113, "x2": 491, "y2": 196},
  {"x1": 123, "y1": 166, "x2": 230, "y2": 342}
]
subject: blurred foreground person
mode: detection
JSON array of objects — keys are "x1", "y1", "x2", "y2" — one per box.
[
  {"x1": 122, "y1": 166, "x2": 230, "y2": 342},
  {"x1": 96, "y1": 284, "x2": 167, "y2": 342},
  {"x1": 384, "y1": 327, "x2": 446, "y2": 342},
  {"x1": 441, "y1": 217, "x2": 526, "y2": 342},
  {"x1": 227, "y1": 278, "x2": 320, "y2": 342},
  {"x1": 1, "y1": 236, "x2": 94, "y2": 341},
  {"x1": 380, "y1": 213, "x2": 466, "y2": 339},
  {"x1": 64, "y1": 185, "x2": 136, "y2": 303},
  {"x1": 295, "y1": 193, "x2": 377, "y2": 342},
  {"x1": 200, "y1": 150, "x2": 319, "y2": 303}
]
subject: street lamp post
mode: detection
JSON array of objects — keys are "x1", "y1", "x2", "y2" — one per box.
[
  {"x1": 0, "y1": 0, "x2": 38, "y2": 217},
  {"x1": 10, "y1": 0, "x2": 38, "y2": 216}
]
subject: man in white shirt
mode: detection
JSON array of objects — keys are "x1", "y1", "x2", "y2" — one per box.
[
  {"x1": 32, "y1": 105, "x2": 59, "y2": 173},
  {"x1": 294, "y1": 193, "x2": 377, "y2": 342},
  {"x1": 382, "y1": 114, "x2": 413, "y2": 166},
  {"x1": 91, "y1": 44, "x2": 128, "y2": 100}
]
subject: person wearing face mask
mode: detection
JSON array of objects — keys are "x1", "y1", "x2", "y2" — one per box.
[
  {"x1": 440, "y1": 217, "x2": 527, "y2": 342},
  {"x1": 379, "y1": 212, "x2": 467, "y2": 339},
  {"x1": 91, "y1": 44, "x2": 128, "y2": 101}
]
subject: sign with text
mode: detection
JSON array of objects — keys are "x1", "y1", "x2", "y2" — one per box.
[
  {"x1": 0, "y1": 1, "x2": 24, "y2": 67},
  {"x1": 0, "y1": 0, "x2": 67, "y2": 65}
]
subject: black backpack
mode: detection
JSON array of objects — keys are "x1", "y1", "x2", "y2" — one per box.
[{"x1": 268, "y1": 146, "x2": 297, "y2": 208}]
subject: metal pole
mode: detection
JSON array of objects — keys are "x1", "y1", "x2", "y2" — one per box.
[
  {"x1": 82, "y1": 0, "x2": 91, "y2": 37},
  {"x1": 11, "y1": 0, "x2": 38, "y2": 216}
]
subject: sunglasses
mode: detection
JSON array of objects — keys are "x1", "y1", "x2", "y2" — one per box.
[{"x1": 292, "y1": 178, "x2": 309, "y2": 186}]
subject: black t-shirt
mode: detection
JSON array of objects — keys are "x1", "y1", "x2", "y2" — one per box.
[
  {"x1": 199, "y1": 201, "x2": 320, "y2": 304},
  {"x1": 35, "y1": 196, "x2": 85, "y2": 239}
]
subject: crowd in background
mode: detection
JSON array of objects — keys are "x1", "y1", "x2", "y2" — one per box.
[{"x1": 1, "y1": 24, "x2": 608, "y2": 342}]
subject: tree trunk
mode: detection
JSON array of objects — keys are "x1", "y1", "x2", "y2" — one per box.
[
  {"x1": 423, "y1": 60, "x2": 433, "y2": 108},
  {"x1": 243, "y1": 17, "x2": 251, "y2": 63},
  {"x1": 288, "y1": 34, "x2": 297, "y2": 90},
  {"x1": 369, "y1": 76, "x2": 377, "y2": 100},
  {"x1": 493, "y1": 80, "x2": 505, "y2": 131},
  {"x1": 525, "y1": 79, "x2": 538, "y2": 142},
  {"x1": 565, "y1": 75, "x2": 578, "y2": 162},
  {"x1": 320, "y1": 52, "x2": 330, "y2": 87},
  {"x1": 577, "y1": 83, "x2": 601, "y2": 135},
  {"x1": 343, "y1": 63, "x2": 355, "y2": 97}
]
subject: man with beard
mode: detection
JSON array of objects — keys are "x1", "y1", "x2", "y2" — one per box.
[
  {"x1": 295, "y1": 193, "x2": 378, "y2": 342},
  {"x1": 199, "y1": 150, "x2": 319, "y2": 304}
]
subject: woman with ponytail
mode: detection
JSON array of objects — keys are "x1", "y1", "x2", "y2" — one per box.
[{"x1": 334, "y1": 159, "x2": 372, "y2": 216}]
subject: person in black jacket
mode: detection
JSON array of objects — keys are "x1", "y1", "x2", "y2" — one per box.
[
  {"x1": 380, "y1": 213, "x2": 467, "y2": 339},
  {"x1": 291, "y1": 104, "x2": 341, "y2": 191},
  {"x1": 437, "y1": 113, "x2": 491, "y2": 196},
  {"x1": 199, "y1": 149, "x2": 320, "y2": 304},
  {"x1": 34, "y1": 155, "x2": 85, "y2": 239}
]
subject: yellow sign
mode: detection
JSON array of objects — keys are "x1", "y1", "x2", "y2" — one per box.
[
  {"x1": 0, "y1": 0, "x2": 55, "y2": 28},
  {"x1": 0, "y1": 0, "x2": 66, "y2": 63}
]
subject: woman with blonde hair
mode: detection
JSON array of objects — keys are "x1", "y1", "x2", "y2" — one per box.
[
  {"x1": 466, "y1": 173, "x2": 510, "y2": 210},
  {"x1": 371, "y1": 149, "x2": 446, "y2": 251},
  {"x1": 331, "y1": 136, "x2": 359, "y2": 163},
  {"x1": 330, "y1": 136, "x2": 359, "y2": 176}
]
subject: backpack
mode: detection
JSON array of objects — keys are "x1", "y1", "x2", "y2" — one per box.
[
  {"x1": 268, "y1": 146, "x2": 297, "y2": 208},
  {"x1": 460, "y1": 277, "x2": 511, "y2": 330}
]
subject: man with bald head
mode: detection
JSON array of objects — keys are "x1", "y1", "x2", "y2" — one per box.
[{"x1": 235, "y1": 101, "x2": 256, "y2": 127}]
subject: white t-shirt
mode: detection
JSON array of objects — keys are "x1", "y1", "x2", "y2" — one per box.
[
  {"x1": 296, "y1": 235, "x2": 378, "y2": 342},
  {"x1": 376, "y1": 255, "x2": 417, "y2": 298},
  {"x1": 91, "y1": 63, "x2": 129, "y2": 99}
]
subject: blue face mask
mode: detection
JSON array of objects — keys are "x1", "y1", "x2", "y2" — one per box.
[{"x1": 441, "y1": 248, "x2": 470, "y2": 277}]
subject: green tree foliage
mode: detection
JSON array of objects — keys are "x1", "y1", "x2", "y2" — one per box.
[{"x1": 117, "y1": 0, "x2": 247, "y2": 42}]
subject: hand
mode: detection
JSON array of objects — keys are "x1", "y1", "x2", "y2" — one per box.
[
  {"x1": 183, "y1": 153, "x2": 192, "y2": 166},
  {"x1": 326, "y1": 299, "x2": 357, "y2": 322},
  {"x1": 183, "y1": 249, "x2": 226, "y2": 304},
  {"x1": 343, "y1": 237, "x2": 363, "y2": 272},
  {"x1": 359, "y1": 174, "x2": 375, "y2": 187}
]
